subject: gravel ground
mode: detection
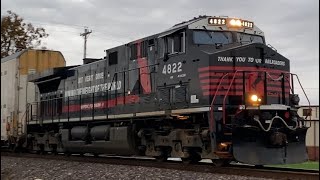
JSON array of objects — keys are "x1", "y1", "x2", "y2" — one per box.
[{"x1": 1, "y1": 156, "x2": 272, "y2": 180}]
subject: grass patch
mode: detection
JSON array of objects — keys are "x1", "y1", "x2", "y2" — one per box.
[{"x1": 268, "y1": 161, "x2": 319, "y2": 170}]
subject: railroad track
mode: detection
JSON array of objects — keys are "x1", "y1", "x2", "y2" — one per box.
[{"x1": 1, "y1": 152, "x2": 319, "y2": 180}]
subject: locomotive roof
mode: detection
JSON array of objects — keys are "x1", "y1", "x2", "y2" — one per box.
[
  {"x1": 28, "y1": 65, "x2": 78, "y2": 83},
  {"x1": 28, "y1": 15, "x2": 266, "y2": 81},
  {"x1": 132, "y1": 15, "x2": 264, "y2": 46},
  {"x1": 160, "y1": 15, "x2": 208, "y2": 35}
]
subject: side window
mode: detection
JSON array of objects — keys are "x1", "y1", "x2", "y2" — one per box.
[
  {"x1": 173, "y1": 32, "x2": 185, "y2": 53},
  {"x1": 130, "y1": 41, "x2": 148, "y2": 60},
  {"x1": 158, "y1": 38, "x2": 165, "y2": 57},
  {"x1": 159, "y1": 31, "x2": 186, "y2": 57},
  {"x1": 141, "y1": 41, "x2": 147, "y2": 58},
  {"x1": 109, "y1": 51, "x2": 118, "y2": 65},
  {"x1": 148, "y1": 39, "x2": 155, "y2": 46},
  {"x1": 130, "y1": 44, "x2": 137, "y2": 60}
]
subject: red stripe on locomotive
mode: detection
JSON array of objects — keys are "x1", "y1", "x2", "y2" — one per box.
[
  {"x1": 137, "y1": 42, "x2": 152, "y2": 94},
  {"x1": 62, "y1": 95, "x2": 140, "y2": 112},
  {"x1": 198, "y1": 66, "x2": 290, "y2": 98}
]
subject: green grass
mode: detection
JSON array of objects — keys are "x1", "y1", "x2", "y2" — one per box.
[{"x1": 268, "y1": 161, "x2": 319, "y2": 170}]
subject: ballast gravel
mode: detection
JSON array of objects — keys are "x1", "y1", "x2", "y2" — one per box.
[{"x1": 1, "y1": 156, "x2": 271, "y2": 180}]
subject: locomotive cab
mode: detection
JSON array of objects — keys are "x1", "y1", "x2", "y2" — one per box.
[{"x1": 184, "y1": 16, "x2": 310, "y2": 165}]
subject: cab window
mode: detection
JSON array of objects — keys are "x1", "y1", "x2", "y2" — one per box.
[
  {"x1": 193, "y1": 30, "x2": 232, "y2": 45},
  {"x1": 237, "y1": 33, "x2": 264, "y2": 44}
]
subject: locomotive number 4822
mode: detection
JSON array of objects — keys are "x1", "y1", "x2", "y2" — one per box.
[{"x1": 162, "y1": 62, "x2": 182, "y2": 75}]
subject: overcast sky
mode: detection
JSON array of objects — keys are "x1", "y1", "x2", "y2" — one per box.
[{"x1": 1, "y1": 0, "x2": 319, "y2": 105}]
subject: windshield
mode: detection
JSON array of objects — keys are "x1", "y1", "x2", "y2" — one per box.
[
  {"x1": 193, "y1": 31, "x2": 233, "y2": 45},
  {"x1": 237, "y1": 33, "x2": 264, "y2": 44}
]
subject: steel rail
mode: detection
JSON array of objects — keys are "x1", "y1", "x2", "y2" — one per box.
[{"x1": 1, "y1": 152, "x2": 318, "y2": 180}]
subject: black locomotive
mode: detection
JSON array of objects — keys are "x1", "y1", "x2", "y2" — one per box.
[{"x1": 22, "y1": 16, "x2": 309, "y2": 165}]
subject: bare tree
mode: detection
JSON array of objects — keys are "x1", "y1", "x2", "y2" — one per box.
[{"x1": 1, "y1": 10, "x2": 49, "y2": 58}]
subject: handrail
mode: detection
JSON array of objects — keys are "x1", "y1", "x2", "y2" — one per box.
[
  {"x1": 222, "y1": 70, "x2": 240, "y2": 125},
  {"x1": 209, "y1": 73, "x2": 230, "y2": 131},
  {"x1": 292, "y1": 74, "x2": 311, "y2": 109},
  {"x1": 19, "y1": 103, "x2": 32, "y2": 134},
  {"x1": 209, "y1": 69, "x2": 311, "y2": 132},
  {"x1": 267, "y1": 44, "x2": 277, "y2": 52},
  {"x1": 291, "y1": 74, "x2": 311, "y2": 128},
  {"x1": 21, "y1": 103, "x2": 31, "y2": 123}
]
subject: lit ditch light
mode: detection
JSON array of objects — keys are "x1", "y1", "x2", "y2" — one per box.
[
  {"x1": 250, "y1": 94, "x2": 261, "y2": 102},
  {"x1": 248, "y1": 94, "x2": 262, "y2": 106}
]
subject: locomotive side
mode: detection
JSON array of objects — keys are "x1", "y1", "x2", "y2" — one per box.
[{"x1": 21, "y1": 16, "x2": 309, "y2": 165}]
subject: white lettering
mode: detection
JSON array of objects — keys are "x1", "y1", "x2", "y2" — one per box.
[
  {"x1": 95, "y1": 72, "x2": 104, "y2": 80},
  {"x1": 78, "y1": 77, "x2": 83, "y2": 84},
  {"x1": 65, "y1": 81, "x2": 122, "y2": 97},
  {"x1": 85, "y1": 75, "x2": 94, "y2": 82},
  {"x1": 218, "y1": 56, "x2": 233, "y2": 62},
  {"x1": 265, "y1": 59, "x2": 285, "y2": 66},
  {"x1": 162, "y1": 62, "x2": 183, "y2": 75},
  {"x1": 255, "y1": 58, "x2": 262, "y2": 63},
  {"x1": 236, "y1": 57, "x2": 246, "y2": 62}
]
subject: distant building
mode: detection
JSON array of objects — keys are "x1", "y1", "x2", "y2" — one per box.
[
  {"x1": 298, "y1": 105, "x2": 319, "y2": 161},
  {"x1": 1, "y1": 49, "x2": 66, "y2": 141}
]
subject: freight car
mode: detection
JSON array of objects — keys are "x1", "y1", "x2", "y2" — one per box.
[{"x1": 15, "y1": 16, "x2": 311, "y2": 165}]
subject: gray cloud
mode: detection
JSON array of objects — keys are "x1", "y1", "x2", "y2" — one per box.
[{"x1": 1, "y1": 0, "x2": 319, "y2": 105}]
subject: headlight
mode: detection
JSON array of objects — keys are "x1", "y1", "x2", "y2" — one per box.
[
  {"x1": 229, "y1": 19, "x2": 237, "y2": 26},
  {"x1": 235, "y1": 19, "x2": 241, "y2": 26},
  {"x1": 227, "y1": 18, "x2": 254, "y2": 28},
  {"x1": 229, "y1": 19, "x2": 242, "y2": 26}
]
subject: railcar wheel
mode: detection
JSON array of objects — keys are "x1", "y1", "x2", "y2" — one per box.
[
  {"x1": 93, "y1": 153, "x2": 99, "y2": 157},
  {"x1": 154, "y1": 147, "x2": 170, "y2": 162},
  {"x1": 182, "y1": 153, "x2": 201, "y2": 164},
  {"x1": 155, "y1": 153, "x2": 168, "y2": 162},
  {"x1": 212, "y1": 159, "x2": 231, "y2": 167},
  {"x1": 36, "y1": 145, "x2": 45, "y2": 155},
  {"x1": 11, "y1": 144, "x2": 18, "y2": 153}
]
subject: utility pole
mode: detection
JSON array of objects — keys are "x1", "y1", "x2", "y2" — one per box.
[{"x1": 80, "y1": 27, "x2": 92, "y2": 59}]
